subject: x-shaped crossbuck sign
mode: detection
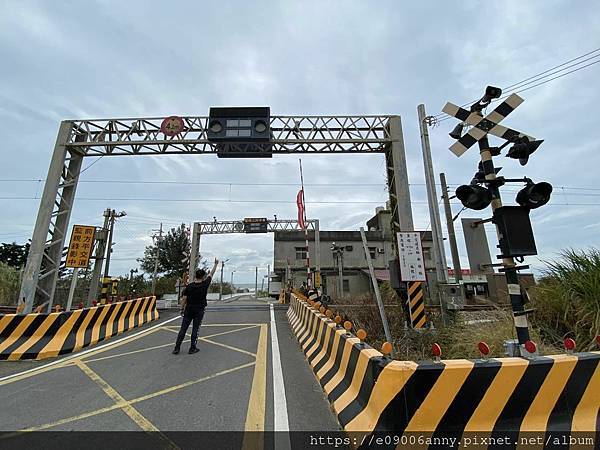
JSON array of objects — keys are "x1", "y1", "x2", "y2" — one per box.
[{"x1": 442, "y1": 93, "x2": 536, "y2": 157}]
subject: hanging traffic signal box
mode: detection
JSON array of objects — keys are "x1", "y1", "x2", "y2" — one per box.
[{"x1": 208, "y1": 106, "x2": 272, "y2": 158}]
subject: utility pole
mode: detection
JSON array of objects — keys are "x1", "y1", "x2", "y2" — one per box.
[
  {"x1": 129, "y1": 268, "x2": 138, "y2": 296},
  {"x1": 219, "y1": 259, "x2": 229, "y2": 301},
  {"x1": 255, "y1": 266, "x2": 258, "y2": 300},
  {"x1": 66, "y1": 268, "x2": 79, "y2": 311},
  {"x1": 151, "y1": 223, "x2": 163, "y2": 295},
  {"x1": 331, "y1": 243, "x2": 344, "y2": 298},
  {"x1": 360, "y1": 227, "x2": 393, "y2": 353},
  {"x1": 87, "y1": 208, "x2": 111, "y2": 305},
  {"x1": 102, "y1": 209, "x2": 126, "y2": 302},
  {"x1": 267, "y1": 264, "x2": 271, "y2": 294},
  {"x1": 418, "y1": 104, "x2": 449, "y2": 286},
  {"x1": 440, "y1": 173, "x2": 463, "y2": 282},
  {"x1": 231, "y1": 270, "x2": 235, "y2": 291}
]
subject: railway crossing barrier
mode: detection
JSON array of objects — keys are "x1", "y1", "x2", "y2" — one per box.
[
  {"x1": 0, "y1": 296, "x2": 158, "y2": 360},
  {"x1": 287, "y1": 294, "x2": 600, "y2": 443}
]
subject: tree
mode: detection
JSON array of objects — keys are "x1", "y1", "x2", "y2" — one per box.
[
  {"x1": 0, "y1": 242, "x2": 30, "y2": 268},
  {"x1": 138, "y1": 224, "x2": 195, "y2": 277},
  {"x1": 0, "y1": 262, "x2": 20, "y2": 305}
]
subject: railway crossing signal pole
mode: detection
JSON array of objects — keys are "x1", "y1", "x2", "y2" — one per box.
[
  {"x1": 443, "y1": 87, "x2": 552, "y2": 355},
  {"x1": 477, "y1": 135, "x2": 531, "y2": 346}
]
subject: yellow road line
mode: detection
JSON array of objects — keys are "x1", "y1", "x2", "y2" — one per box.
[
  {"x1": 78, "y1": 325, "x2": 259, "y2": 364},
  {"x1": 21, "y1": 361, "x2": 256, "y2": 432},
  {"x1": 74, "y1": 360, "x2": 159, "y2": 431},
  {"x1": 201, "y1": 338, "x2": 257, "y2": 358},
  {"x1": 0, "y1": 327, "x2": 162, "y2": 387},
  {"x1": 242, "y1": 324, "x2": 267, "y2": 450},
  {"x1": 161, "y1": 326, "x2": 258, "y2": 357},
  {"x1": 74, "y1": 360, "x2": 179, "y2": 449}
]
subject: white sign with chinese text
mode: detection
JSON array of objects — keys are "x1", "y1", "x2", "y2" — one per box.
[{"x1": 397, "y1": 232, "x2": 426, "y2": 282}]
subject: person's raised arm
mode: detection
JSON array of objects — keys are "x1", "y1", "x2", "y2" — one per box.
[{"x1": 209, "y1": 258, "x2": 219, "y2": 279}]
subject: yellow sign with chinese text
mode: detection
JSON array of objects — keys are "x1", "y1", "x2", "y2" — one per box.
[{"x1": 65, "y1": 225, "x2": 96, "y2": 268}]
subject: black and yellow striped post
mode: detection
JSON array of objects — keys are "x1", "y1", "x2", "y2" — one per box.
[
  {"x1": 407, "y1": 281, "x2": 427, "y2": 329},
  {"x1": 111, "y1": 278, "x2": 118, "y2": 299},
  {"x1": 100, "y1": 277, "x2": 111, "y2": 304}
]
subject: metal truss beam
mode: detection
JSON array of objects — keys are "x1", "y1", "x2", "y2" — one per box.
[
  {"x1": 196, "y1": 219, "x2": 317, "y2": 235},
  {"x1": 66, "y1": 116, "x2": 392, "y2": 155},
  {"x1": 188, "y1": 219, "x2": 319, "y2": 283},
  {"x1": 19, "y1": 113, "x2": 415, "y2": 314},
  {"x1": 19, "y1": 122, "x2": 83, "y2": 313}
]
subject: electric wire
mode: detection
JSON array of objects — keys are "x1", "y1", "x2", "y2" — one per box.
[{"x1": 433, "y1": 47, "x2": 600, "y2": 122}]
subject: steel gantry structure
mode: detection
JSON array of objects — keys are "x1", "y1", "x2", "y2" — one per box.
[
  {"x1": 189, "y1": 219, "x2": 321, "y2": 284},
  {"x1": 19, "y1": 114, "x2": 414, "y2": 313}
]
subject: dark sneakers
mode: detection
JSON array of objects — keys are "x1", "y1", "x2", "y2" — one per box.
[
  {"x1": 172, "y1": 347, "x2": 180, "y2": 355},
  {"x1": 188, "y1": 347, "x2": 200, "y2": 354}
]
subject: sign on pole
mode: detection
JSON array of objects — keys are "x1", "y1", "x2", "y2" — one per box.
[
  {"x1": 66, "y1": 225, "x2": 96, "y2": 268},
  {"x1": 397, "y1": 232, "x2": 427, "y2": 329},
  {"x1": 396, "y1": 232, "x2": 426, "y2": 282}
]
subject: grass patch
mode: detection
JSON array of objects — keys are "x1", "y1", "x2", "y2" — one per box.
[
  {"x1": 529, "y1": 248, "x2": 600, "y2": 351},
  {"x1": 324, "y1": 282, "x2": 560, "y2": 361}
]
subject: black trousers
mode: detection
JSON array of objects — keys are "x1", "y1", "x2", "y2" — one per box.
[{"x1": 175, "y1": 306, "x2": 206, "y2": 349}]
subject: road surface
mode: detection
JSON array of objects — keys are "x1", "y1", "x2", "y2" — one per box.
[{"x1": 0, "y1": 295, "x2": 342, "y2": 449}]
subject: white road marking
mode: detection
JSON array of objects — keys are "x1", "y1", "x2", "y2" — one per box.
[
  {"x1": 270, "y1": 303, "x2": 291, "y2": 449},
  {"x1": 0, "y1": 314, "x2": 181, "y2": 383}
]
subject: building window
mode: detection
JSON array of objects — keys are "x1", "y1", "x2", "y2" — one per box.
[
  {"x1": 343, "y1": 279, "x2": 350, "y2": 292},
  {"x1": 295, "y1": 246, "x2": 307, "y2": 260},
  {"x1": 368, "y1": 247, "x2": 377, "y2": 259}
]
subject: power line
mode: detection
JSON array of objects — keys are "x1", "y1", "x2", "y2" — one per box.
[
  {"x1": 437, "y1": 57, "x2": 600, "y2": 125},
  {"x1": 0, "y1": 195, "x2": 599, "y2": 207},
  {"x1": 433, "y1": 46, "x2": 600, "y2": 121},
  {"x1": 2, "y1": 178, "x2": 600, "y2": 194}
]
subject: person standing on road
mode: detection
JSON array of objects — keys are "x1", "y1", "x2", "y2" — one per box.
[{"x1": 173, "y1": 258, "x2": 219, "y2": 355}]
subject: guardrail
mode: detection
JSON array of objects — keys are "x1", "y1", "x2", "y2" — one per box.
[
  {"x1": 287, "y1": 293, "x2": 600, "y2": 442},
  {"x1": 0, "y1": 296, "x2": 158, "y2": 360}
]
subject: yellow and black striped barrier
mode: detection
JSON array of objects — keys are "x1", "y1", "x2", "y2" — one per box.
[
  {"x1": 287, "y1": 294, "x2": 600, "y2": 439},
  {"x1": 407, "y1": 280, "x2": 427, "y2": 329},
  {"x1": 0, "y1": 296, "x2": 158, "y2": 361}
]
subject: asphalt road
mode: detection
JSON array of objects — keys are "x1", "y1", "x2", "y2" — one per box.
[{"x1": 0, "y1": 295, "x2": 342, "y2": 449}]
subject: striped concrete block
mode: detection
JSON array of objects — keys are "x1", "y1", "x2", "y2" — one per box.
[
  {"x1": 287, "y1": 294, "x2": 600, "y2": 439},
  {"x1": 0, "y1": 297, "x2": 158, "y2": 360}
]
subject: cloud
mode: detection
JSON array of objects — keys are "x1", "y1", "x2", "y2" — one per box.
[{"x1": 0, "y1": 0, "x2": 599, "y2": 282}]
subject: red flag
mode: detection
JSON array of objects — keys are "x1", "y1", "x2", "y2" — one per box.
[{"x1": 296, "y1": 189, "x2": 306, "y2": 230}]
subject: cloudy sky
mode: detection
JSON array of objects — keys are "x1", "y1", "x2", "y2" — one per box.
[{"x1": 1, "y1": 1, "x2": 599, "y2": 283}]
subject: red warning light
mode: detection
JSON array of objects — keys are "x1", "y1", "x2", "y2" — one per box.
[
  {"x1": 431, "y1": 343, "x2": 442, "y2": 358},
  {"x1": 524, "y1": 340, "x2": 537, "y2": 354},
  {"x1": 478, "y1": 341, "x2": 490, "y2": 356},
  {"x1": 564, "y1": 337, "x2": 576, "y2": 351}
]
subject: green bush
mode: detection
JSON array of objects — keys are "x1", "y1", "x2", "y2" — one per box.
[
  {"x1": 530, "y1": 248, "x2": 600, "y2": 351},
  {"x1": 0, "y1": 262, "x2": 20, "y2": 305}
]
